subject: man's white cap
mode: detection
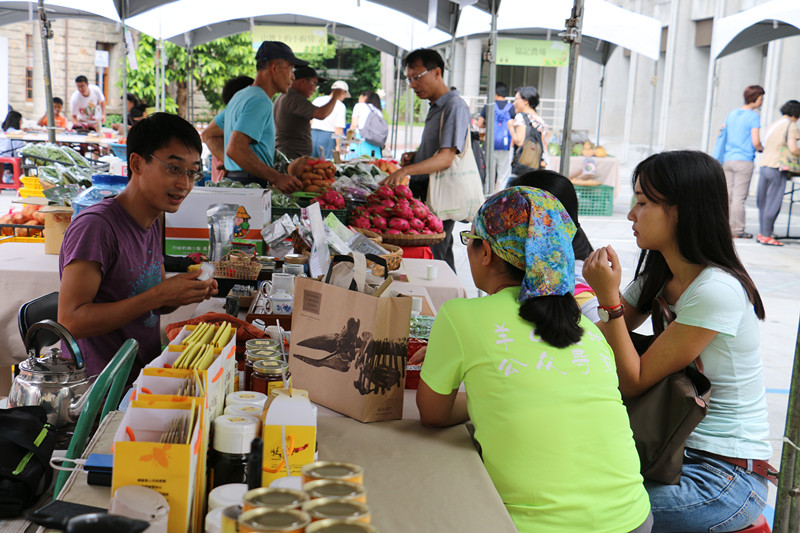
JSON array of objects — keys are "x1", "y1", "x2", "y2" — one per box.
[{"x1": 331, "y1": 80, "x2": 350, "y2": 98}]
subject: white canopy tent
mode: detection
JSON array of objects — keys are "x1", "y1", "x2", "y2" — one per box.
[{"x1": 701, "y1": 0, "x2": 800, "y2": 151}]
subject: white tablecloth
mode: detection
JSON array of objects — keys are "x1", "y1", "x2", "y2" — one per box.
[{"x1": 390, "y1": 258, "x2": 468, "y2": 311}]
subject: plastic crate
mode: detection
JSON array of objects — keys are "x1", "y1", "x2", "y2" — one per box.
[
  {"x1": 19, "y1": 187, "x2": 45, "y2": 198},
  {"x1": 109, "y1": 143, "x2": 127, "y2": 159},
  {"x1": 575, "y1": 185, "x2": 614, "y2": 217},
  {"x1": 0, "y1": 236, "x2": 45, "y2": 244},
  {"x1": 21, "y1": 176, "x2": 42, "y2": 189}
]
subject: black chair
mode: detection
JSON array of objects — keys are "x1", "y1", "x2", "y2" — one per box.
[{"x1": 18, "y1": 292, "x2": 60, "y2": 355}]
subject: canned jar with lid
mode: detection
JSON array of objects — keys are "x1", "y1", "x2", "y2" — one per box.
[
  {"x1": 301, "y1": 462, "x2": 364, "y2": 484},
  {"x1": 251, "y1": 360, "x2": 290, "y2": 396},
  {"x1": 303, "y1": 480, "x2": 366, "y2": 503},
  {"x1": 246, "y1": 339, "x2": 280, "y2": 352},
  {"x1": 210, "y1": 415, "x2": 261, "y2": 488},
  {"x1": 239, "y1": 508, "x2": 310, "y2": 533},
  {"x1": 306, "y1": 519, "x2": 379, "y2": 533},
  {"x1": 243, "y1": 487, "x2": 308, "y2": 512},
  {"x1": 245, "y1": 349, "x2": 281, "y2": 391},
  {"x1": 303, "y1": 498, "x2": 371, "y2": 523},
  {"x1": 209, "y1": 483, "x2": 248, "y2": 510},
  {"x1": 227, "y1": 391, "x2": 268, "y2": 408},
  {"x1": 224, "y1": 403, "x2": 264, "y2": 420}
]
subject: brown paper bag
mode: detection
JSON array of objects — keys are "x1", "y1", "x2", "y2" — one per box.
[{"x1": 288, "y1": 276, "x2": 411, "y2": 422}]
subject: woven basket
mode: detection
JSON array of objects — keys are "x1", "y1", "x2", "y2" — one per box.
[
  {"x1": 212, "y1": 250, "x2": 261, "y2": 280},
  {"x1": 375, "y1": 243, "x2": 402, "y2": 272},
  {"x1": 375, "y1": 232, "x2": 445, "y2": 247},
  {"x1": 353, "y1": 227, "x2": 382, "y2": 243}
]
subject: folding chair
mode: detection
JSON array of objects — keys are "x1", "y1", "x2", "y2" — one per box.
[{"x1": 53, "y1": 339, "x2": 138, "y2": 498}]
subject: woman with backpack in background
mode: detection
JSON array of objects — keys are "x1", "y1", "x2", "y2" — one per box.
[
  {"x1": 351, "y1": 91, "x2": 387, "y2": 159},
  {"x1": 508, "y1": 86, "x2": 549, "y2": 184}
]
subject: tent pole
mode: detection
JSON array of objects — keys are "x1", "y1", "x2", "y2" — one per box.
[
  {"x1": 648, "y1": 59, "x2": 657, "y2": 155},
  {"x1": 484, "y1": 0, "x2": 497, "y2": 195},
  {"x1": 448, "y1": 33, "x2": 457, "y2": 88},
  {"x1": 656, "y1": 0, "x2": 680, "y2": 151},
  {"x1": 700, "y1": 0, "x2": 725, "y2": 152},
  {"x1": 595, "y1": 63, "x2": 605, "y2": 146},
  {"x1": 773, "y1": 317, "x2": 800, "y2": 533},
  {"x1": 188, "y1": 45, "x2": 194, "y2": 122},
  {"x1": 558, "y1": 0, "x2": 585, "y2": 177},
  {"x1": 121, "y1": 17, "x2": 128, "y2": 137},
  {"x1": 392, "y1": 54, "x2": 402, "y2": 157},
  {"x1": 37, "y1": 0, "x2": 55, "y2": 143}
]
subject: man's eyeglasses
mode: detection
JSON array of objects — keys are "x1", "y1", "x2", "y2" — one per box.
[
  {"x1": 150, "y1": 155, "x2": 203, "y2": 182},
  {"x1": 406, "y1": 70, "x2": 430, "y2": 86},
  {"x1": 460, "y1": 230, "x2": 481, "y2": 246}
]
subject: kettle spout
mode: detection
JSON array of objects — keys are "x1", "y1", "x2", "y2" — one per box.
[{"x1": 68, "y1": 375, "x2": 97, "y2": 423}]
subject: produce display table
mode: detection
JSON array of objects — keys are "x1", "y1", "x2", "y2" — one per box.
[
  {"x1": 1, "y1": 132, "x2": 118, "y2": 147},
  {"x1": 0, "y1": 243, "x2": 61, "y2": 364},
  {"x1": 391, "y1": 258, "x2": 468, "y2": 311},
  {"x1": 548, "y1": 155, "x2": 621, "y2": 198},
  {"x1": 54, "y1": 402, "x2": 517, "y2": 532}
]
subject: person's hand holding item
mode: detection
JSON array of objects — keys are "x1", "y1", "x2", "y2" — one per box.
[
  {"x1": 272, "y1": 172, "x2": 302, "y2": 194},
  {"x1": 582, "y1": 245, "x2": 622, "y2": 306},
  {"x1": 400, "y1": 151, "x2": 416, "y2": 166},
  {"x1": 157, "y1": 270, "x2": 217, "y2": 307},
  {"x1": 381, "y1": 168, "x2": 410, "y2": 186},
  {"x1": 331, "y1": 88, "x2": 347, "y2": 101},
  {"x1": 408, "y1": 345, "x2": 427, "y2": 365}
]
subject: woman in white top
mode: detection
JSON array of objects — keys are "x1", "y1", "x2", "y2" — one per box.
[
  {"x1": 584, "y1": 150, "x2": 772, "y2": 532},
  {"x1": 350, "y1": 91, "x2": 383, "y2": 159}
]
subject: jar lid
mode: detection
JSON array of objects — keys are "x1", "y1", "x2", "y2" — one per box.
[
  {"x1": 224, "y1": 403, "x2": 264, "y2": 421},
  {"x1": 253, "y1": 360, "x2": 289, "y2": 376},
  {"x1": 246, "y1": 339, "x2": 279, "y2": 352},
  {"x1": 213, "y1": 414, "x2": 260, "y2": 454},
  {"x1": 208, "y1": 483, "x2": 248, "y2": 510},
  {"x1": 246, "y1": 349, "x2": 280, "y2": 363},
  {"x1": 283, "y1": 254, "x2": 308, "y2": 264},
  {"x1": 226, "y1": 391, "x2": 267, "y2": 407}
]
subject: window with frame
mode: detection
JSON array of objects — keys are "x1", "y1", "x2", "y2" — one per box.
[{"x1": 25, "y1": 34, "x2": 34, "y2": 101}]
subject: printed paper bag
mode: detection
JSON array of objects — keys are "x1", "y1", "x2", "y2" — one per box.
[{"x1": 289, "y1": 276, "x2": 411, "y2": 422}]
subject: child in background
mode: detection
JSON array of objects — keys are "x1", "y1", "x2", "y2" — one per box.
[{"x1": 37, "y1": 97, "x2": 68, "y2": 129}]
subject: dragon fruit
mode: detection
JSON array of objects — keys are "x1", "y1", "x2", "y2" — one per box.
[
  {"x1": 395, "y1": 197, "x2": 410, "y2": 209},
  {"x1": 393, "y1": 184, "x2": 413, "y2": 200},
  {"x1": 352, "y1": 205, "x2": 368, "y2": 218},
  {"x1": 393, "y1": 204, "x2": 414, "y2": 220},
  {"x1": 379, "y1": 198, "x2": 396, "y2": 210},
  {"x1": 425, "y1": 214, "x2": 444, "y2": 233},
  {"x1": 410, "y1": 197, "x2": 426, "y2": 209},
  {"x1": 320, "y1": 190, "x2": 345, "y2": 209},
  {"x1": 385, "y1": 228, "x2": 402, "y2": 235},
  {"x1": 409, "y1": 218, "x2": 425, "y2": 232},
  {"x1": 406, "y1": 229, "x2": 420, "y2": 235},
  {"x1": 370, "y1": 215, "x2": 388, "y2": 232},
  {"x1": 367, "y1": 204, "x2": 385, "y2": 215},
  {"x1": 411, "y1": 204, "x2": 428, "y2": 219},
  {"x1": 375, "y1": 185, "x2": 395, "y2": 199},
  {"x1": 351, "y1": 215, "x2": 372, "y2": 229},
  {"x1": 388, "y1": 217, "x2": 410, "y2": 232},
  {"x1": 421, "y1": 228, "x2": 434, "y2": 234}
]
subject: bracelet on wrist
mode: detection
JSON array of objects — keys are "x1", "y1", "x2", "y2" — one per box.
[{"x1": 597, "y1": 303, "x2": 623, "y2": 311}]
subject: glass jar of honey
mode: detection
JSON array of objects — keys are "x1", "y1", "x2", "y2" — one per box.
[{"x1": 251, "y1": 360, "x2": 290, "y2": 396}]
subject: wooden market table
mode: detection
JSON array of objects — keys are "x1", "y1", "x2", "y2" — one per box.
[
  {"x1": 53, "y1": 394, "x2": 517, "y2": 532},
  {"x1": 548, "y1": 155, "x2": 621, "y2": 198}
]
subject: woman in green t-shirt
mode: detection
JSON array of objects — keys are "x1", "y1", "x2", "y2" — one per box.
[{"x1": 418, "y1": 187, "x2": 652, "y2": 533}]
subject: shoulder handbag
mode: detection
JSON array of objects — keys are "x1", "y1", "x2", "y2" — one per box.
[
  {"x1": 427, "y1": 112, "x2": 485, "y2": 222},
  {"x1": 778, "y1": 123, "x2": 800, "y2": 177},
  {"x1": 511, "y1": 113, "x2": 543, "y2": 176},
  {"x1": 624, "y1": 297, "x2": 711, "y2": 485},
  {"x1": 711, "y1": 125, "x2": 727, "y2": 163},
  {"x1": 0, "y1": 406, "x2": 57, "y2": 517}
]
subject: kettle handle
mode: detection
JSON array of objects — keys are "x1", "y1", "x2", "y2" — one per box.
[{"x1": 25, "y1": 319, "x2": 84, "y2": 369}]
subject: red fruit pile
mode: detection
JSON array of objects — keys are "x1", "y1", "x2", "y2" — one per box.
[
  {"x1": 310, "y1": 189, "x2": 346, "y2": 210},
  {"x1": 349, "y1": 184, "x2": 444, "y2": 235}
]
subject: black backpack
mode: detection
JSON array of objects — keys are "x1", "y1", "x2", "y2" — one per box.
[
  {"x1": 0, "y1": 406, "x2": 56, "y2": 517},
  {"x1": 511, "y1": 113, "x2": 544, "y2": 177}
]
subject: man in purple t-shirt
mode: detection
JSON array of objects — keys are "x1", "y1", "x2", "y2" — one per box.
[{"x1": 58, "y1": 113, "x2": 217, "y2": 380}]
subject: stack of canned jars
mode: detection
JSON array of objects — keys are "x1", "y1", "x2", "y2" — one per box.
[
  {"x1": 208, "y1": 461, "x2": 376, "y2": 532},
  {"x1": 243, "y1": 339, "x2": 290, "y2": 394}
]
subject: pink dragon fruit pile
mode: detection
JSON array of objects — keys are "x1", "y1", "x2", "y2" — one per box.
[{"x1": 349, "y1": 184, "x2": 444, "y2": 235}]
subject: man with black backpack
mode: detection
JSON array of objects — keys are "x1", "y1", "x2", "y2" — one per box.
[{"x1": 477, "y1": 82, "x2": 515, "y2": 193}]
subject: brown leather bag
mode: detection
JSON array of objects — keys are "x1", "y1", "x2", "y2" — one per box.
[{"x1": 624, "y1": 297, "x2": 712, "y2": 485}]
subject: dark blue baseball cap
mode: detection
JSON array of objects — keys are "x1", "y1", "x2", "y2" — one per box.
[{"x1": 255, "y1": 41, "x2": 309, "y2": 66}]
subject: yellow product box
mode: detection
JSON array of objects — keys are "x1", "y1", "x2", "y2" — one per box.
[
  {"x1": 262, "y1": 388, "x2": 317, "y2": 486},
  {"x1": 112, "y1": 403, "x2": 204, "y2": 533},
  {"x1": 145, "y1": 325, "x2": 237, "y2": 418}
]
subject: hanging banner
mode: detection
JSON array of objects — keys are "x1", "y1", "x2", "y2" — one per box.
[
  {"x1": 252, "y1": 26, "x2": 327, "y2": 55},
  {"x1": 496, "y1": 39, "x2": 569, "y2": 67}
]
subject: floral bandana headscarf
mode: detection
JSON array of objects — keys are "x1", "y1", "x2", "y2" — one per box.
[{"x1": 473, "y1": 186, "x2": 576, "y2": 301}]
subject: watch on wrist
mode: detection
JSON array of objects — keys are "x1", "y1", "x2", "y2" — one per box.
[{"x1": 598, "y1": 304, "x2": 624, "y2": 323}]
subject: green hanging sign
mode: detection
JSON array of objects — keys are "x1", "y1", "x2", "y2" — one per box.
[
  {"x1": 252, "y1": 26, "x2": 328, "y2": 55},
  {"x1": 496, "y1": 38, "x2": 569, "y2": 67}
]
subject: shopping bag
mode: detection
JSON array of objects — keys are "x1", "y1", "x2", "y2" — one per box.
[
  {"x1": 427, "y1": 116, "x2": 484, "y2": 222},
  {"x1": 624, "y1": 297, "x2": 711, "y2": 485},
  {"x1": 288, "y1": 276, "x2": 411, "y2": 422},
  {"x1": 778, "y1": 125, "x2": 800, "y2": 176}
]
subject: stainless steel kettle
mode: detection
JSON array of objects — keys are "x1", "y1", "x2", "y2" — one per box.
[{"x1": 8, "y1": 319, "x2": 94, "y2": 427}]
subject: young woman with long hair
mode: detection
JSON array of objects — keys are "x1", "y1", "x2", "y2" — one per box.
[
  {"x1": 417, "y1": 187, "x2": 652, "y2": 533},
  {"x1": 584, "y1": 150, "x2": 771, "y2": 532}
]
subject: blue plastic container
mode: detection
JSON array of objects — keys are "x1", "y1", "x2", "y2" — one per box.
[
  {"x1": 109, "y1": 143, "x2": 127, "y2": 159},
  {"x1": 72, "y1": 174, "x2": 128, "y2": 216}
]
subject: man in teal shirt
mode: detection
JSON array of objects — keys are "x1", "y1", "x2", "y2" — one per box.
[{"x1": 202, "y1": 41, "x2": 303, "y2": 193}]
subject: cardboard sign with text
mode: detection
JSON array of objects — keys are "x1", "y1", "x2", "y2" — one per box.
[{"x1": 288, "y1": 276, "x2": 411, "y2": 422}]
